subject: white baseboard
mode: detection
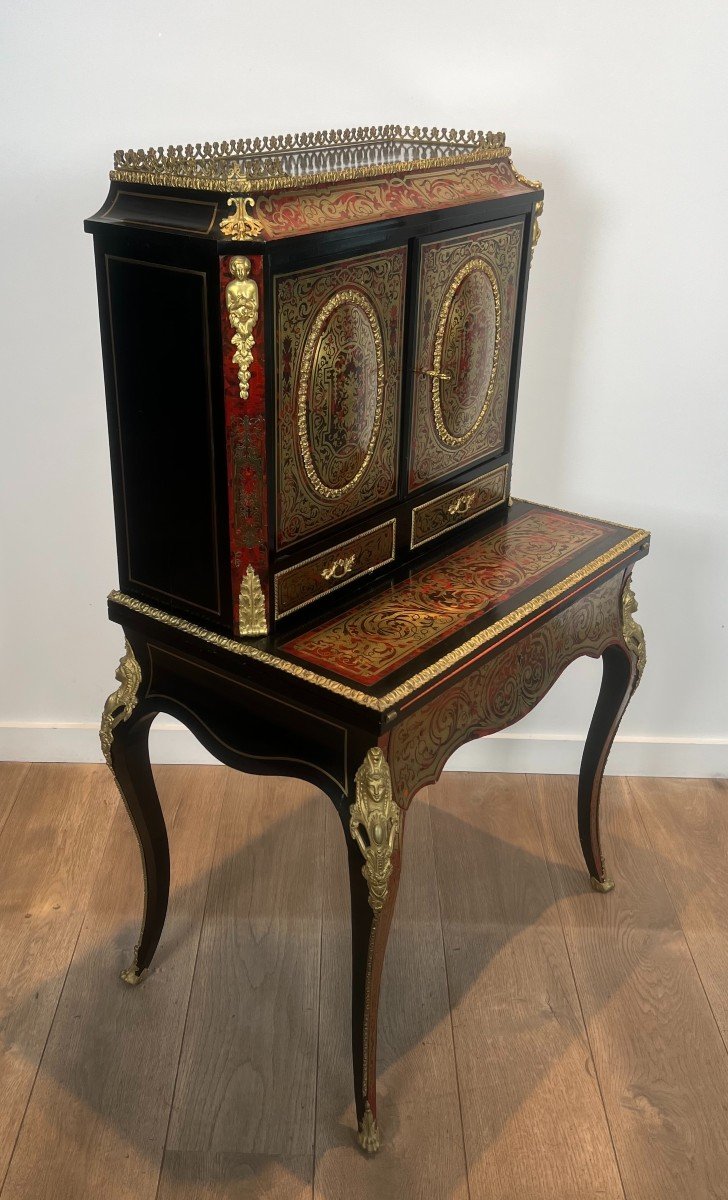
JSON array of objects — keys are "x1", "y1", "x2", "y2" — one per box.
[{"x1": 0, "y1": 721, "x2": 725, "y2": 778}]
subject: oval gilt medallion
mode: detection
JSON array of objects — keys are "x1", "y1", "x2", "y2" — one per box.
[
  {"x1": 431, "y1": 258, "x2": 501, "y2": 448},
  {"x1": 297, "y1": 289, "x2": 385, "y2": 499}
]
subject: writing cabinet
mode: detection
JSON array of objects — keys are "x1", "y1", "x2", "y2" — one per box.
[
  {"x1": 86, "y1": 127, "x2": 541, "y2": 637},
  {"x1": 89, "y1": 125, "x2": 649, "y2": 1154}
]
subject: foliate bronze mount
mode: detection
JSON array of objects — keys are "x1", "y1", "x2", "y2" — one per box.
[
  {"x1": 238, "y1": 564, "x2": 268, "y2": 637},
  {"x1": 219, "y1": 196, "x2": 264, "y2": 240},
  {"x1": 99, "y1": 639, "x2": 142, "y2": 767}
]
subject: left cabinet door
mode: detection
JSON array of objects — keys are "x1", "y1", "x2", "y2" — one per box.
[{"x1": 274, "y1": 246, "x2": 407, "y2": 551}]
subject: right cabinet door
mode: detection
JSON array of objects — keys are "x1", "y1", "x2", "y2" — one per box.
[{"x1": 407, "y1": 218, "x2": 525, "y2": 493}]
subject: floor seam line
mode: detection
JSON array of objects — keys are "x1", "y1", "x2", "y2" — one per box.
[
  {"x1": 153, "y1": 771, "x2": 227, "y2": 1200},
  {"x1": 310, "y1": 794, "x2": 329, "y2": 1197},
  {"x1": 626, "y1": 776, "x2": 728, "y2": 1061},
  {"x1": 427, "y1": 788, "x2": 474, "y2": 1200},
  {"x1": 525, "y1": 773, "x2": 629, "y2": 1200},
  {"x1": 0, "y1": 771, "x2": 120, "y2": 1197}
]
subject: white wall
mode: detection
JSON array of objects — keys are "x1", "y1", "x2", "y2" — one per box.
[{"x1": 1, "y1": 0, "x2": 726, "y2": 776}]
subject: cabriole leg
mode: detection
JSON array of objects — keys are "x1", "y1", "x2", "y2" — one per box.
[
  {"x1": 578, "y1": 579, "x2": 646, "y2": 891},
  {"x1": 346, "y1": 747, "x2": 404, "y2": 1153},
  {"x1": 100, "y1": 640, "x2": 169, "y2": 983}
]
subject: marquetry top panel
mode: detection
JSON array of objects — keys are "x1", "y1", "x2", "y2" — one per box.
[{"x1": 279, "y1": 502, "x2": 646, "y2": 689}]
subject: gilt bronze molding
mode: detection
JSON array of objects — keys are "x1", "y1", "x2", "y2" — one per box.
[
  {"x1": 349, "y1": 748, "x2": 400, "y2": 914},
  {"x1": 621, "y1": 579, "x2": 647, "y2": 689},
  {"x1": 238, "y1": 564, "x2": 268, "y2": 637},
  {"x1": 100, "y1": 639, "x2": 141, "y2": 767}
]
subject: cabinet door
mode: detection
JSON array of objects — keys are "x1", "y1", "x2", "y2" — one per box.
[
  {"x1": 408, "y1": 220, "x2": 524, "y2": 493},
  {"x1": 275, "y1": 247, "x2": 407, "y2": 550}
]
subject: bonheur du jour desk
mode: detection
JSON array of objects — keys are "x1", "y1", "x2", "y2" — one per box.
[{"x1": 87, "y1": 126, "x2": 649, "y2": 1152}]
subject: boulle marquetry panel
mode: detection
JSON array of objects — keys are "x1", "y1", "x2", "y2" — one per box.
[
  {"x1": 409, "y1": 221, "x2": 524, "y2": 491},
  {"x1": 388, "y1": 573, "x2": 624, "y2": 807},
  {"x1": 275, "y1": 248, "x2": 406, "y2": 549}
]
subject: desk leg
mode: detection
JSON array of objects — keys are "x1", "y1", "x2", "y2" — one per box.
[
  {"x1": 346, "y1": 747, "x2": 404, "y2": 1153},
  {"x1": 578, "y1": 579, "x2": 646, "y2": 891},
  {"x1": 101, "y1": 640, "x2": 169, "y2": 985}
]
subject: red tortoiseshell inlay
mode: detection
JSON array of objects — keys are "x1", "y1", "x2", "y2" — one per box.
[
  {"x1": 219, "y1": 254, "x2": 268, "y2": 631},
  {"x1": 282, "y1": 509, "x2": 607, "y2": 685},
  {"x1": 254, "y1": 160, "x2": 531, "y2": 240}
]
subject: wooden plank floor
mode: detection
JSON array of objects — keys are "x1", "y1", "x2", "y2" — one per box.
[{"x1": 0, "y1": 764, "x2": 726, "y2": 1199}]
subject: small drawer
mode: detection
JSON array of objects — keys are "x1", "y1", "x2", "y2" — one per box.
[
  {"x1": 275, "y1": 519, "x2": 396, "y2": 618},
  {"x1": 410, "y1": 463, "x2": 509, "y2": 549}
]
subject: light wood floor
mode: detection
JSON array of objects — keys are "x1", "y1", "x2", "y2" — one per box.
[{"x1": 0, "y1": 764, "x2": 726, "y2": 1199}]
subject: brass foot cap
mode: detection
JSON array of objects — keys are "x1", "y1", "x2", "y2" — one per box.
[
  {"x1": 120, "y1": 963, "x2": 146, "y2": 986},
  {"x1": 590, "y1": 875, "x2": 615, "y2": 894},
  {"x1": 357, "y1": 1105, "x2": 380, "y2": 1153}
]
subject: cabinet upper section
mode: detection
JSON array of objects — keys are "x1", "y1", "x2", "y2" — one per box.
[{"x1": 86, "y1": 124, "x2": 543, "y2": 245}]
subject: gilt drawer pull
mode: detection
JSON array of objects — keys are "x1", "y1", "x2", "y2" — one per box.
[
  {"x1": 321, "y1": 554, "x2": 357, "y2": 581},
  {"x1": 448, "y1": 491, "x2": 477, "y2": 517}
]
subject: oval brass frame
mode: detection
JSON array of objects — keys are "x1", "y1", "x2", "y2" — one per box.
[
  {"x1": 430, "y1": 257, "x2": 501, "y2": 448},
  {"x1": 297, "y1": 288, "x2": 385, "y2": 500}
]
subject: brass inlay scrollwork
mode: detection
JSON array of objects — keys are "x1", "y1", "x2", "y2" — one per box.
[
  {"x1": 321, "y1": 554, "x2": 356, "y2": 581},
  {"x1": 430, "y1": 256, "x2": 502, "y2": 448},
  {"x1": 219, "y1": 196, "x2": 263, "y2": 240},
  {"x1": 225, "y1": 255, "x2": 259, "y2": 402},
  {"x1": 297, "y1": 289, "x2": 385, "y2": 501},
  {"x1": 349, "y1": 748, "x2": 400, "y2": 914},
  {"x1": 621, "y1": 580, "x2": 646, "y2": 689},
  {"x1": 238, "y1": 564, "x2": 267, "y2": 637}
]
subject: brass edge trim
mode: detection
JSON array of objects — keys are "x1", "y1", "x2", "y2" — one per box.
[
  {"x1": 409, "y1": 463, "x2": 509, "y2": 550},
  {"x1": 512, "y1": 497, "x2": 649, "y2": 536},
  {"x1": 108, "y1": 523, "x2": 648, "y2": 713},
  {"x1": 274, "y1": 518, "x2": 397, "y2": 619},
  {"x1": 110, "y1": 132, "x2": 513, "y2": 195}
]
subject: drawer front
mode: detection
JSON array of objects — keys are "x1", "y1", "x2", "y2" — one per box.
[
  {"x1": 410, "y1": 464, "x2": 509, "y2": 549},
  {"x1": 275, "y1": 247, "x2": 406, "y2": 550},
  {"x1": 408, "y1": 221, "x2": 524, "y2": 493},
  {"x1": 275, "y1": 519, "x2": 396, "y2": 618}
]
